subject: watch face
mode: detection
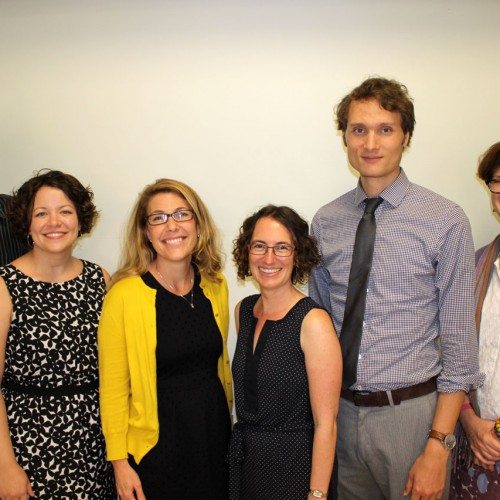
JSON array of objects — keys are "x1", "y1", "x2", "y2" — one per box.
[{"x1": 444, "y1": 434, "x2": 456, "y2": 450}]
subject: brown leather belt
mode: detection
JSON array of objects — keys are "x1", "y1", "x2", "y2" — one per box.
[{"x1": 341, "y1": 377, "x2": 437, "y2": 407}]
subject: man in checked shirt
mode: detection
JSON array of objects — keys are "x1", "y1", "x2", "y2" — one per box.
[{"x1": 309, "y1": 77, "x2": 482, "y2": 500}]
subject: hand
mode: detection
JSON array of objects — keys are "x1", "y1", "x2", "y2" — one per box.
[
  {"x1": 403, "y1": 439, "x2": 448, "y2": 499},
  {"x1": 0, "y1": 461, "x2": 35, "y2": 500},
  {"x1": 111, "y1": 459, "x2": 146, "y2": 500},
  {"x1": 464, "y1": 414, "x2": 500, "y2": 471}
]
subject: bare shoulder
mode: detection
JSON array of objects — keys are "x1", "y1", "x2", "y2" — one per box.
[
  {"x1": 302, "y1": 307, "x2": 335, "y2": 335},
  {"x1": 300, "y1": 306, "x2": 338, "y2": 353},
  {"x1": 10, "y1": 252, "x2": 31, "y2": 272}
]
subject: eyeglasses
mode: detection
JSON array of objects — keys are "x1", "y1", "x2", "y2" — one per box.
[
  {"x1": 146, "y1": 210, "x2": 194, "y2": 226},
  {"x1": 487, "y1": 179, "x2": 500, "y2": 194},
  {"x1": 249, "y1": 241, "x2": 295, "y2": 257}
]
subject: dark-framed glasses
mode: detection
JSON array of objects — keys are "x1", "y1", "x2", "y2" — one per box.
[
  {"x1": 487, "y1": 179, "x2": 500, "y2": 194},
  {"x1": 146, "y1": 210, "x2": 194, "y2": 226},
  {"x1": 249, "y1": 241, "x2": 295, "y2": 257}
]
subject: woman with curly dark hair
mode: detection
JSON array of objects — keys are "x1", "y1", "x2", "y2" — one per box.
[
  {"x1": 229, "y1": 205, "x2": 342, "y2": 500},
  {"x1": 0, "y1": 170, "x2": 115, "y2": 498}
]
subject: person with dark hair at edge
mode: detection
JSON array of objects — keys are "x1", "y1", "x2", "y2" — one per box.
[
  {"x1": 310, "y1": 77, "x2": 483, "y2": 499},
  {"x1": 0, "y1": 194, "x2": 29, "y2": 265}
]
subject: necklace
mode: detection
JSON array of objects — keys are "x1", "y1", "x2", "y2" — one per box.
[{"x1": 155, "y1": 263, "x2": 195, "y2": 309}]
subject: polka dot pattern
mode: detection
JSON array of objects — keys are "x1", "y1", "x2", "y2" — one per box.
[
  {"x1": 229, "y1": 295, "x2": 334, "y2": 499},
  {"x1": 131, "y1": 270, "x2": 231, "y2": 499}
]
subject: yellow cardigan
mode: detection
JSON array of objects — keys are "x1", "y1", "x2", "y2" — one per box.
[{"x1": 98, "y1": 272, "x2": 233, "y2": 463}]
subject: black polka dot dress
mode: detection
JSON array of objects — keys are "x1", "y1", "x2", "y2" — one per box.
[
  {"x1": 0, "y1": 261, "x2": 115, "y2": 499},
  {"x1": 130, "y1": 270, "x2": 231, "y2": 499},
  {"x1": 229, "y1": 295, "x2": 337, "y2": 500}
]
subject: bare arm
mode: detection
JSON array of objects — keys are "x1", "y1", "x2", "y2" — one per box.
[
  {"x1": 404, "y1": 391, "x2": 465, "y2": 499},
  {"x1": 301, "y1": 308, "x2": 342, "y2": 498},
  {"x1": 0, "y1": 277, "x2": 35, "y2": 499}
]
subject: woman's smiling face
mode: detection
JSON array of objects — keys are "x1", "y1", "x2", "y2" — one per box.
[
  {"x1": 249, "y1": 216, "x2": 295, "y2": 292},
  {"x1": 146, "y1": 191, "x2": 198, "y2": 265},
  {"x1": 29, "y1": 185, "x2": 80, "y2": 254}
]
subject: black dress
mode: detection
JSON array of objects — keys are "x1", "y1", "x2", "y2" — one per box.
[
  {"x1": 130, "y1": 271, "x2": 231, "y2": 500},
  {"x1": 0, "y1": 261, "x2": 115, "y2": 499},
  {"x1": 229, "y1": 295, "x2": 337, "y2": 500}
]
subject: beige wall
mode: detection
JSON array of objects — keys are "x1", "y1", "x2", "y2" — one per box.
[{"x1": 1, "y1": 0, "x2": 499, "y2": 351}]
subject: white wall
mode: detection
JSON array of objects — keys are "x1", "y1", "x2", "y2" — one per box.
[{"x1": 1, "y1": 0, "x2": 499, "y2": 352}]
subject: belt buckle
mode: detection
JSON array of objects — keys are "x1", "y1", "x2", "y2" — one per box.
[{"x1": 352, "y1": 391, "x2": 370, "y2": 406}]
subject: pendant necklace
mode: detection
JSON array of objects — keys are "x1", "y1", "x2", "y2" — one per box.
[{"x1": 155, "y1": 263, "x2": 195, "y2": 309}]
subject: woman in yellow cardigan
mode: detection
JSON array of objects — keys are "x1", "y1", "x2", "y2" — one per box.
[{"x1": 98, "y1": 179, "x2": 232, "y2": 500}]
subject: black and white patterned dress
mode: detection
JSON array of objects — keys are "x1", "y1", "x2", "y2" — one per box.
[{"x1": 0, "y1": 261, "x2": 115, "y2": 499}]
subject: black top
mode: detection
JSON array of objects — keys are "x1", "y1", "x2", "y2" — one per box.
[
  {"x1": 131, "y1": 269, "x2": 230, "y2": 500},
  {"x1": 229, "y1": 294, "x2": 337, "y2": 499},
  {"x1": 143, "y1": 270, "x2": 222, "y2": 382}
]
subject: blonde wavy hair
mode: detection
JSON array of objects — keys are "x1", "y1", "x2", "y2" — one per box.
[{"x1": 111, "y1": 179, "x2": 223, "y2": 286}]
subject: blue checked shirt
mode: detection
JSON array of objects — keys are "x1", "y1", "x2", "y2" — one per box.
[{"x1": 310, "y1": 170, "x2": 483, "y2": 392}]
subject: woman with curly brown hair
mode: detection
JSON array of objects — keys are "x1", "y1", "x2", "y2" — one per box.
[
  {"x1": 0, "y1": 170, "x2": 115, "y2": 498},
  {"x1": 229, "y1": 205, "x2": 342, "y2": 500},
  {"x1": 98, "y1": 178, "x2": 232, "y2": 500}
]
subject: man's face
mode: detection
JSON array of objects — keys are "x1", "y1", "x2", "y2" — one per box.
[{"x1": 344, "y1": 98, "x2": 409, "y2": 193}]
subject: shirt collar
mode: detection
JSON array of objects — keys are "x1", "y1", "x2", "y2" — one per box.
[{"x1": 353, "y1": 168, "x2": 411, "y2": 208}]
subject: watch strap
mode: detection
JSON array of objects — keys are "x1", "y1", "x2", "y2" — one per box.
[
  {"x1": 428, "y1": 429, "x2": 447, "y2": 442},
  {"x1": 428, "y1": 429, "x2": 456, "y2": 450}
]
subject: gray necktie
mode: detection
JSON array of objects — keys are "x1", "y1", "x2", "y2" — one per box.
[{"x1": 340, "y1": 197, "x2": 383, "y2": 389}]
